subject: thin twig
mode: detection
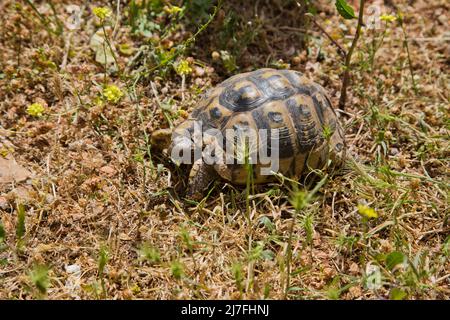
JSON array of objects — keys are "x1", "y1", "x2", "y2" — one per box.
[
  {"x1": 339, "y1": 0, "x2": 366, "y2": 110},
  {"x1": 112, "y1": 0, "x2": 121, "y2": 39},
  {"x1": 307, "y1": 14, "x2": 347, "y2": 58},
  {"x1": 398, "y1": 12, "x2": 418, "y2": 94}
]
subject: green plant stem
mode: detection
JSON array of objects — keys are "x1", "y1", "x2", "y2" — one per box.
[
  {"x1": 102, "y1": 25, "x2": 121, "y2": 77},
  {"x1": 308, "y1": 15, "x2": 347, "y2": 58},
  {"x1": 24, "y1": 0, "x2": 61, "y2": 36},
  {"x1": 127, "y1": 80, "x2": 155, "y2": 176},
  {"x1": 284, "y1": 214, "x2": 296, "y2": 299},
  {"x1": 398, "y1": 13, "x2": 418, "y2": 94},
  {"x1": 338, "y1": 0, "x2": 366, "y2": 110},
  {"x1": 48, "y1": 1, "x2": 64, "y2": 35},
  {"x1": 284, "y1": 175, "x2": 328, "y2": 299},
  {"x1": 369, "y1": 24, "x2": 388, "y2": 70}
]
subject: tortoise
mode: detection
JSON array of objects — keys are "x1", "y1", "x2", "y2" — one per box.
[{"x1": 151, "y1": 68, "x2": 346, "y2": 199}]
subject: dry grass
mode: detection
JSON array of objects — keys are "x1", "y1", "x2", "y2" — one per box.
[{"x1": 0, "y1": 0, "x2": 448, "y2": 299}]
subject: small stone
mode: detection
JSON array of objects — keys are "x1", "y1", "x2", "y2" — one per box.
[
  {"x1": 390, "y1": 147, "x2": 400, "y2": 156},
  {"x1": 291, "y1": 56, "x2": 302, "y2": 65},
  {"x1": 8, "y1": 186, "x2": 34, "y2": 202},
  {"x1": 409, "y1": 178, "x2": 421, "y2": 190},
  {"x1": 122, "y1": 289, "x2": 133, "y2": 299},
  {"x1": 348, "y1": 286, "x2": 362, "y2": 299},
  {"x1": 0, "y1": 157, "x2": 32, "y2": 185},
  {"x1": 0, "y1": 196, "x2": 8, "y2": 209},
  {"x1": 437, "y1": 14, "x2": 447, "y2": 25},
  {"x1": 119, "y1": 233, "x2": 132, "y2": 241},
  {"x1": 161, "y1": 87, "x2": 169, "y2": 94},
  {"x1": 211, "y1": 51, "x2": 220, "y2": 61},
  {"x1": 384, "y1": 130, "x2": 393, "y2": 140},
  {"x1": 108, "y1": 268, "x2": 119, "y2": 280},
  {"x1": 323, "y1": 267, "x2": 335, "y2": 279},
  {"x1": 349, "y1": 262, "x2": 360, "y2": 275},
  {"x1": 194, "y1": 66, "x2": 205, "y2": 77},
  {"x1": 194, "y1": 78, "x2": 205, "y2": 86},
  {"x1": 424, "y1": 106, "x2": 434, "y2": 116},
  {"x1": 100, "y1": 165, "x2": 116, "y2": 177},
  {"x1": 379, "y1": 239, "x2": 393, "y2": 252},
  {"x1": 66, "y1": 264, "x2": 81, "y2": 275}
]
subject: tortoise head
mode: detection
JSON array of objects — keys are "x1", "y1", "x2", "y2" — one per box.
[
  {"x1": 151, "y1": 127, "x2": 196, "y2": 165},
  {"x1": 150, "y1": 128, "x2": 173, "y2": 152}
]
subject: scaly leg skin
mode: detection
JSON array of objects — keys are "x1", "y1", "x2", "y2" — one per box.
[{"x1": 186, "y1": 159, "x2": 217, "y2": 201}]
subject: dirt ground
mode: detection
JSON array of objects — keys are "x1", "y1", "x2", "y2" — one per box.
[{"x1": 0, "y1": 0, "x2": 448, "y2": 299}]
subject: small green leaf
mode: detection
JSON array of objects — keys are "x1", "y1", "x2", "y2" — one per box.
[
  {"x1": 219, "y1": 50, "x2": 237, "y2": 73},
  {"x1": 97, "y1": 245, "x2": 109, "y2": 277},
  {"x1": 29, "y1": 264, "x2": 50, "y2": 295},
  {"x1": 365, "y1": 264, "x2": 382, "y2": 290},
  {"x1": 442, "y1": 235, "x2": 449, "y2": 257},
  {"x1": 326, "y1": 276, "x2": 341, "y2": 300},
  {"x1": 179, "y1": 226, "x2": 194, "y2": 251},
  {"x1": 389, "y1": 287, "x2": 407, "y2": 300},
  {"x1": 386, "y1": 251, "x2": 406, "y2": 270},
  {"x1": 0, "y1": 220, "x2": 5, "y2": 243},
  {"x1": 263, "y1": 283, "x2": 271, "y2": 299},
  {"x1": 258, "y1": 216, "x2": 274, "y2": 232},
  {"x1": 16, "y1": 203, "x2": 26, "y2": 239},
  {"x1": 138, "y1": 243, "x2": 161, "y2": 264},
  {"x1": 231, "y1": 262, "x2": 244, "y2": 291},
  {"x1": 248, "y1": 242, "x2": 265, "y2": 261},
  {"x1": 261, "y1": 249, "x2": 275, "y2": 261},
  {"x1": 118, "y1": 43, "x2": 135, "y2": 56},
  {"x1": 335, "y1": 0, "x2": 357, "y2": 20},
  {"x1": 171, "y1": 261, "x2": 184, "y2": 279}
]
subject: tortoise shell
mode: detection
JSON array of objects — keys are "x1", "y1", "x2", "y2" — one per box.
[{"x1": 171, "y1": 68, "x2": 345, "y2": 185}]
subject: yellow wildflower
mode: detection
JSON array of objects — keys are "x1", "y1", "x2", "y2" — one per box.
[
  {"x1": 26, "y1": 103, "x2": 45, "y2": 117},
  {"x1": 103, "y1": 85, "x2": 124, "y2": 103},
  {"x1": 93, "y1": 7, "x2": 111, "y2": 22},
  {"x1": 0, "y1": 148, "x2": 11, "y2": 158},
  {"x1": 380, "y1": 14, "x2": 396, "y2": 23},
  {"x1": 174, "y1": 59, "x2": 192, "y2": 76},
  {"x1": 357, "y1": 204, "x2": 379, "y2": 219},
  {"x1": 165, "y1": 5, "x2": 183, "y2": 15}
]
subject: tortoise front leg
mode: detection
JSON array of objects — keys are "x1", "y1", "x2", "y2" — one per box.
[{"x1": 186, "y1": 158, "x2": 217, "y2": 200}]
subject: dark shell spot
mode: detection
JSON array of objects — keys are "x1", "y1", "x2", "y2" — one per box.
[
  {"x1": 335, "y1": 143, "x2": 344, "y2": 152},
  {"x1": 209, "y1": 107, "x2": 222, "y2": 119},
  {"x1": 219, "y1": 82, "x2": 265, "y2": 112},
  {"x1": 268, "y1": 112, "x2": 283, "y2": 123}
]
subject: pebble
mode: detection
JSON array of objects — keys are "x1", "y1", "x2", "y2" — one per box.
[
  {"x1": 0, "y1": 196, "x2": 8, "y2": 210},
  {"x1": 194, "y1": 66, "x2": 205, "y2": 77},
  {"x1": 390, "y1": 147, "x2": 400, "y2": 156},
  {"x1": 211, "y1": 51, "x2": 220, "y2": 61}
]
